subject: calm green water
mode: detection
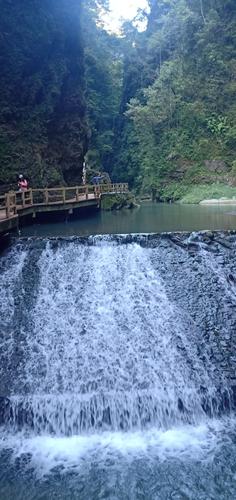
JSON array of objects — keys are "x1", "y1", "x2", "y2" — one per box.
[{"x1": 21, "y1": 202, "x2": 236, "y2": 237}]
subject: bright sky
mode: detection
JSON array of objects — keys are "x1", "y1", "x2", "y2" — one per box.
[{"x1": 104, "y1": 0, "x2": 149, "y2": 32}]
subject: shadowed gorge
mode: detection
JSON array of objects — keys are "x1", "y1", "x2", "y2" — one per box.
[
  {"x1": 1, "y1": 1, "x2": 236, "y2": 201},
  {"x1": 1, "y1": 1, "x2": 236, "y2": 498},
  {"x1": 0, "y1": 0, "x2": 87, "y2": 188}
]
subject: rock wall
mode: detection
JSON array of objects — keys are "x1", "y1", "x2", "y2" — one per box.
[
  {"x1": 0, "y1": 0, "x2": 88, "y2": 189},
  {"x1": 145, "y1": 231, "x2": 236, "y2": 404}
]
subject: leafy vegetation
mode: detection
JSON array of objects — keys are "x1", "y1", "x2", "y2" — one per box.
[
  {"x1": 100, "y1": 192, "x2": 136, "y2": 210},
  {"x1": 82, "y1": 1, "x2": 123, "y2": 171},
  {"x1": 0, "y1": 0, "x2": 87, "y2": 188},
  {"x1": 111, "y1": 0, "x2": 236, "y2": 202},
  {"x1": 180, "y1": 184, "x2": 236, "y2": 204},
  {"x1": 0, "y1": 0, "x2": 235, "y2": 203}
]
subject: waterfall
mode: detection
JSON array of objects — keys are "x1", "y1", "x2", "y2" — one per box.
[
  {"x1": 0, "y1": 233, "x2": 236, "y2": 485},
  {"x1": 0, "y1": 235, "x2": 233, "y2": 439}
]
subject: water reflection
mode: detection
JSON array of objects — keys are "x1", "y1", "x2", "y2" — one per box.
[{"x1": 21, "y1": 202, "x2": 236, "y2": 237}]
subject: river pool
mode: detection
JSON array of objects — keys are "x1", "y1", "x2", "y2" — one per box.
[{"x1": 20, "y1": 202, "x2": 236, "y2": 237}]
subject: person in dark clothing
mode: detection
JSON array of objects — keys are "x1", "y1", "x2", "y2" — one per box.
[{"x1": 91, "y1": 175, "x2": 103, "y2": 185}]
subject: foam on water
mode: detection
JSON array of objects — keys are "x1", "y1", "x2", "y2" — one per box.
[
  {"x1": 1, "y1": 418, "x2": 233, "y2": 478},
  {"x1": 0, "y1": 235, "x2": 234, "y2": 481},
  {"x1": 0, "y1": 241, "x2": 222, "y2": 433},
  {"x1": 0, "y1": 246, "x2": 27, "y2": 328},
  {"x1": 0, "y1": 246, "x2": 28, "y2": 393}
]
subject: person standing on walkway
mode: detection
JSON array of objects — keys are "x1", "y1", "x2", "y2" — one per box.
[{"x1": 18, "y1": 174, "x2": 28, "y2": 191}]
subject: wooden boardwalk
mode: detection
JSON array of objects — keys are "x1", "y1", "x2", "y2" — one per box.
[{"x1": 0, "y1": 183, "x2": 128, "y2": 236}]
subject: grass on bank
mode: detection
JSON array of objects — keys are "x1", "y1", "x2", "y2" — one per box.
[
  {"x1": 180, "y1": 184, "x2": 236, "y2": 204},
  {"x1": 157, "y1": 182, "x2": 236, "y2": 203}
]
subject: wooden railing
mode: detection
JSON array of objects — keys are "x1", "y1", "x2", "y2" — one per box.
[
  {"x1": 0, "y1": 183, "x2": 129, "y2": 220},
  {"x1": 0, "y1": 193, "x2": 17, "y2": 219}
]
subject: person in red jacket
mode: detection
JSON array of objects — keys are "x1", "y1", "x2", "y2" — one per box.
[{"x1": 18, "y1": 174, "x2": 28, "y2": 191}]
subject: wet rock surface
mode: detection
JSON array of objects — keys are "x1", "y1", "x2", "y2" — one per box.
[
  {"x1": 0, "y1": 231, "x2": 236, "y2": 431},
  {"x1": 148, "y1": 231, "x2": 236, "y2": 393}
]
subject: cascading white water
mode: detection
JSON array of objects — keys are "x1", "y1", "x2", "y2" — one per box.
[
  {"x1": 1, "y1": 234, "x2": 236, "y2": 498},
  {"x1": 0, "y1": 237, "x2": 228, "y2": 437}
]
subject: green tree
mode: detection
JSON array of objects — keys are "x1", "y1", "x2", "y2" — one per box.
[
  {"x1": 82, "y1": 0, "x2": 123, "y2": 172},
  {"x1": 114, "y1": 0, "x2": 236, "y2": 197}
]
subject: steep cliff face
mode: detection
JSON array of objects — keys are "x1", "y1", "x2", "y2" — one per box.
[{"x1": 0, "y1": 0, "x2": 88, "y2": 189}]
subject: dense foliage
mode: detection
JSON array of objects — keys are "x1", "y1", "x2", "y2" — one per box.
[
  {"x1": 114, "y1": 0, "x2": 236, "y2": 200},
  {"x1": 82, "y1": 1, "x2": 123, "y2": 172},
  {"x1": 0, "y1": 0, "x2": 87, "y2": 189},
  {"x1": 0, "y1": 0, "x2": 235, "y2": 201}
]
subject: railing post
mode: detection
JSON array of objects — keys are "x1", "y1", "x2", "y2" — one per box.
[
  {"x1": 76, "y1": 187, "x2": 79, "y2": 201},
  {"x1": 62, "y1": 188, "x2": 66, "y2": 203},
  {"x1": 45, "y1": 189, "x2": 49, "y2": 204},
  {"x1": 11, "y1": 192, "x2": 16, "y2": 214},
  {"x1": 5, "y1": 193, "x2": 10, "y2": 218},
  {"x1": 11, "y1": 193, "x2": 16, "y2": 214},
  {"x1": 29, "y1": 189, "x2": 33, "y2": 205},
  {"x1": 85, "y1": 186, "x2": 88, "y2": 200},
  {"x1": 5, "y1": 192, "x2": 17, "y2": 217},
  {"x1": 22, "y1": 191, "x2": 25, "y2": 208}
]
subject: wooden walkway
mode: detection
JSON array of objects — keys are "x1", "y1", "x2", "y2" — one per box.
[{"x1": 0, "y1": 183, "x2": 128, "y2": 236}]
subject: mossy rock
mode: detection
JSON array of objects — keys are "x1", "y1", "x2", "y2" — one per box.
[{"x1": 101, "y1": 193, "x2": 136, "y2": 211}]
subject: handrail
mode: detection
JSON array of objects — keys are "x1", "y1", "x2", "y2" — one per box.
[
  {"x1": 0, "y1": 183, "x2": 129, "y2": 220},
  {"x1": 0, "y1": 192, "x2": 17, "y2": 218}
]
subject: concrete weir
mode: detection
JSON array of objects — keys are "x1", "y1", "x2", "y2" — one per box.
[
  {"x1": 1, "y1": 231, "x2": 236, "y2": 498},
  {"x1": 0, "y1": 231, "x2": 236, "y2": 432}
]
